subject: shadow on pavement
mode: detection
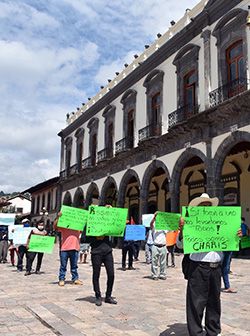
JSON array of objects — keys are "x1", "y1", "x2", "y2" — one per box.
[
  {"x1": 75, "y1": 296, "x2": 96, "y2": 304},
  {"x1": 159, "y1": 323, "x2": 188, "y2": 336}
]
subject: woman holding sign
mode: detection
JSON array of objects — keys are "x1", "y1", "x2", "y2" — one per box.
[{"x1": 25, "y1": 219, "x2": 47, "y2": 276}]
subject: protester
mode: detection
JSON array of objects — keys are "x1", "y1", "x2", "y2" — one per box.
[
  {"x1": 79, "y1": 227, "x2": 90, "y2": 264},
  {"x1": 0, "y1": 225, "x2": 8, "y2": 263},
  {"x1": 88, "y1": 205, "x2": 117, "y2": 306},
  {"x1": 177, "y1": 193, "x2": 242, "y2": 336},
  {"x1": 25, "y1": 219, "x2": 47, "y2": 276},
  {"x1": 166, "y1": 230, "x2": 178, "y2": 268},
  {"x1": 150, "y1": 212, "x2": 167, "y2": 280},
  {"x1": 121, "y1": 220, "x2": 135, "y2": 271},
  {"x1": 54, "y1": 212, "x2": 83, "y2": 286},
  {"x1": 222, "y1": 251, "x2": 236, "y2": 293},
  {"x1": 16, "y1": 218, "x2": 30, "y2": 272},
  {"x1": 8, "y1": 239, "x2": 17, "y2": 266},
  {"x1": 145, "y1": 228, "x2": 154, "y2": 264}
]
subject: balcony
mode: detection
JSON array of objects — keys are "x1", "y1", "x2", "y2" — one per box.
[
  {"x1": 115, "y1": 136, "x2": 134, "y2": 154},
  {"x1": 209, "y1": 78, "x2": 249, "y2": 107},
  {"x1": 82, "y1": 157, "x2": 93, "y2": 169},
  {"x1": 97, "y1": 148, "x2": 113, "y2": 162},
  {"x1": 168, "y1": 104, "x2": 199, "y2": 129},
  {"x1": 138, "y1": 123, "x2": 162, "y2": 142},
  {"x1": 60, "y1": 170, "x2": 67, "y2": 178}
]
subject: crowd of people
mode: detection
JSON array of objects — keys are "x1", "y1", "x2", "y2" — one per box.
[{"x1": 0, "y1": 193, "x2": 249, "y2": 336}]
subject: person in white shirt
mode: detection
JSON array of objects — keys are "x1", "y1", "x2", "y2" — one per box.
[
  {"x1": 177, "y1": 193, "x2": 241, "y2": 336},
  {"x1": 150, "y1": 212, "x2": 167, "y2": 280}
]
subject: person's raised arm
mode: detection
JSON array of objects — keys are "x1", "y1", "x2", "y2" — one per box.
[
  {"x1": 53, "y1": 211, "x2": 62, "y2": 231},
  {"x1": 150, "y1": 212, "x2": 157, "y2": 230}
]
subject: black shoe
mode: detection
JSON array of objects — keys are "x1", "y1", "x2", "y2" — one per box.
[
  {"x1": 35, "y1": 270, "x2": 41, "y2": 274},
  {"x1": 95, "y1": 297, "x2": 102, "y2": 306},
  {"x1": 121, "y1": 267, "x2": 126, "y2": 271},
  {"x1": 105, "y1": 297, "x2": 117, "y2": 304},
  {"x1": 128, "y1": 266, "x2": 136, "y2": 270},
  {"x1": 24, "y1": 271, "x2": 31, "y2": 276}
]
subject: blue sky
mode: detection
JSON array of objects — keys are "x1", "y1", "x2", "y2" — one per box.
[{"x1": 0, "y1": 0, "x2": 199, "y2": 193}]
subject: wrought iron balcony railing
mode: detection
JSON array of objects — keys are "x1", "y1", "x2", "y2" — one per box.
[
  {"x1": 97, "y1": 147, "x2": 113, "y2": 162},
  {"x1": 138, "y1": 123, "x2": 162, "y2": 142},
  {"x1": 168, "y1": 104, "x2": 199, "y2": 129},
  {"x1": 69, "y1": 164, "x2": 77, "y2": 176},
  {"x1": 82, "y1": 156, "x2": 94, "y2": 169},
  {"x1": 115, "y1": 136, "x2": 134, "y2": 154},
  {"x1": 209, "y1": 78, "x2": 249, "y2": 107}
]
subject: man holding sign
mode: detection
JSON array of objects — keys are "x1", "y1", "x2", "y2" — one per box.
[
  {"x1": 54, "y1": 209, "x2": 84, "y2": 287},
  {"x1": 177, "y1": 193, "x2": 242, "y2": 336}
]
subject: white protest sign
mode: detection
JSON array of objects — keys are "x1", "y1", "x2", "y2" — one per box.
[{"x1": 142, "y1": 214, "x2": 154, "y2": 228}]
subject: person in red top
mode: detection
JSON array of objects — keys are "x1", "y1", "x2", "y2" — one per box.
[{"x1": 54, "y1": 212, "x2": 83, "y2": 286}]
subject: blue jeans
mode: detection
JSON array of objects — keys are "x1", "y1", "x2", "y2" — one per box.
[
  {"x1": 222, "y1": 251, "x2": 233, "y2": 289},
  {"x1": 59, "y1": 250, "x2": 79, "y2": 281}
]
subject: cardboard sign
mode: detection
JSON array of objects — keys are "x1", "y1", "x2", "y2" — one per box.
[
  {"x1": 125, "y1": 225, "x2": 146, "y2": 241},
  {"x1": 58, "y1": 205, "x2": 88, "y2": 231},
  {"x1": 13, "y1": 227, "x2": 33, "y2": 245},
  {"x1": 166, "y1": 231, "x2": 178, "y2": 246},
  {"x1": 182, "y1": 206, "x2": 241, "y2": 254},
  {"x1": 0, "y1": 213, "x2": 15, "y2": 226},
  {"x1": 8, "y1": 225, "x2": 23, "y2": 240},
  {"x1": 86, "y1": 206, "x2": 127, "y2": 237},
  {"x1": 155, "y1": 212, "x2": 181, "y2": 231},
  {"x1": 28, "y1": 235, "x2": 55, "y2": 254},
  {"x1": 142, "y1": 214, "x2": 154, "y2": 228}
]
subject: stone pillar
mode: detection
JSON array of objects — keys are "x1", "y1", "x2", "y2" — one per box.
[
  {"x1": 201, "y1": 30, "x2": 211, "y2": 110},
  {"x1": 169, "y1": 180, "x2": 179, "y2": 213}
]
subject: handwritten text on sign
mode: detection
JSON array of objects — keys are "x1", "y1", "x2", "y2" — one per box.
[
  {"x1": 58, "y1": 205, "x2": 88, "y2": 231},
  {"x1": 28, "y1": 235, "x2": 55, "y2": 254},
  {"x1": 86, "y1": 206, "x2": 127, "y2": 237},
  {"x1": 182, "y1": 206, "x2": 241, "y2": 254},
  {"x1": 125, "y1": 225, "x2": 146, "y2": 241},
  {"x1": 155, "y1": 212, "x2": 181, "y2": 231}
]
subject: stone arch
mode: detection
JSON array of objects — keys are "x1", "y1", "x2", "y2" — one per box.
[
  {"x1": 73, "y1": 187, "x2": 84, "y2": 208},
  {"x1": 85, "y1": 183, "x2": 99, "y2": 208},
  {"x1": 100, "y1": 176, "x2": 118, "y2": 206},
  {"x1": 117, "y1": 169, "x2": 141, "y2": 207},
  {"x1": 214, "y1": 131, "x2": 250, "y2": 186},
  {"x1": 141, "y1": 160, "x2": 170, "y2": 214},
  {"x1": 63, "y1": 191, "x2": 72, "y2": 206},
  {"x1": 171, "y1": 148, "x2": 208, "y2": 211}
]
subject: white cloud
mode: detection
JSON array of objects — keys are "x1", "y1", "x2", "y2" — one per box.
[{"x1": 0, "y1": 0, "x2": 203, "y2": 193}]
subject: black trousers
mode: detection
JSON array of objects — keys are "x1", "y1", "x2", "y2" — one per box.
[
  {"x1": 133, "y1": 241, "x2": 140, "y2": 259},
  {"x1": 122, "y1": 244, "x2": 134, "y2": 268},
  {"x1": 26, "y1": 252, "x2": 44, "y2": 272},
  {"x1": 91, "y1": 251, "x2": 114, "y2": 298},
  {"x1": 17, "y1": 245, "x2": 28, "y2": 271},
  {"x1": 166, "y1": 245, "x2": 175, "y2": 266},
  {"x1": 187, "y1": 262, "x2": 221, "y2": 336}
]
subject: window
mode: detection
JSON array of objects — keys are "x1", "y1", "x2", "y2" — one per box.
[
  {"x1": 65, "y1": 137, "x2": 73, "y2": 176},
  {"x1": 102, "y1": 105, "x2": 115, "y2": 158},
  {"x1": 226, "y1": 40, "x2": 244, "y2": 82},
  {"x1": 143, "y1": 70, "x2": 164, "y2": 130},
  {"x1": 127, "y1": 109, "x2": 134, "y2": 147},
  {"x1": 107, "y1": 123, "x2": 114, "y2": 152},
  {"x1": 16, "y1": 207, "x2": 23, "y2": 213},
  {"x1": 184, "y1": 71, "x2": 196, "y2": 113},
  {"x1": 75, "y1": 128, "x2": 84, "y2": 172},
  {"x1": 151, "y1": 93, "x2": 161, "y2": 125},
  {"x1": 91, "y1": 134, "x2": 97, "y2": 166}
]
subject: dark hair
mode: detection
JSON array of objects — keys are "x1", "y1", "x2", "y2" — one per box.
[
  {"x1": 37, "y1": 218, "x2": 44, "y2": 225},
  {"x1": 241, "y1": 217, "x2": 245, "y2": 221}
]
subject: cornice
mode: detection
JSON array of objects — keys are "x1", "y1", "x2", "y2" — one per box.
[{"x1": 59, "y1": 0, "x2": 242, "y2": 139}]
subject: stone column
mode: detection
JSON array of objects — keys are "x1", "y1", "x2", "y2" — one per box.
[{"x1": 201, "y1": 30, "x2": 212, "y2": 110}]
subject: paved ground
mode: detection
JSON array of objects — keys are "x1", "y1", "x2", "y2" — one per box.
[{"x1": 0, "y1": 246, "x2": 250, "y2": 336}]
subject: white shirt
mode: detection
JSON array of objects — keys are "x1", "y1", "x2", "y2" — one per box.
[
  {"x1": 146, "y1": 230, "x2": 154, "y2": 245},
  {"x1": 152, "y1": 229, "x2": 167, "y2": 245},
  {"x1": 176, "y1": 234, "x2": 223, "y2": 262}
]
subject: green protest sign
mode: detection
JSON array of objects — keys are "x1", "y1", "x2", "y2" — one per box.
[
  {"x1": 155, "y1": 212, "x2": 180, "y2": 230},
  {"x1": 182, "y1": 206, "x2": 241, "y2": 254},
  {"x1": 241, "y1": 236, "x2": 250, "y2": 249},
  {"x1": 86, "y1": 206, "x2": 127, "y2": 237},
  {"x1": 57, "y1": 205, "x2": 88, "y2": 231},
  {"x1": 28, "y1": 235, "x2": 55, "y2": 254}
]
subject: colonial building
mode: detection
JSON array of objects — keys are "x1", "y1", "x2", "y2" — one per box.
[
  {"x1": 24, "y1": 177, "x2": 59, "y2": 230},
  {"x1": 58, "y1": 0, "x2": 250, "y2": 226}
]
